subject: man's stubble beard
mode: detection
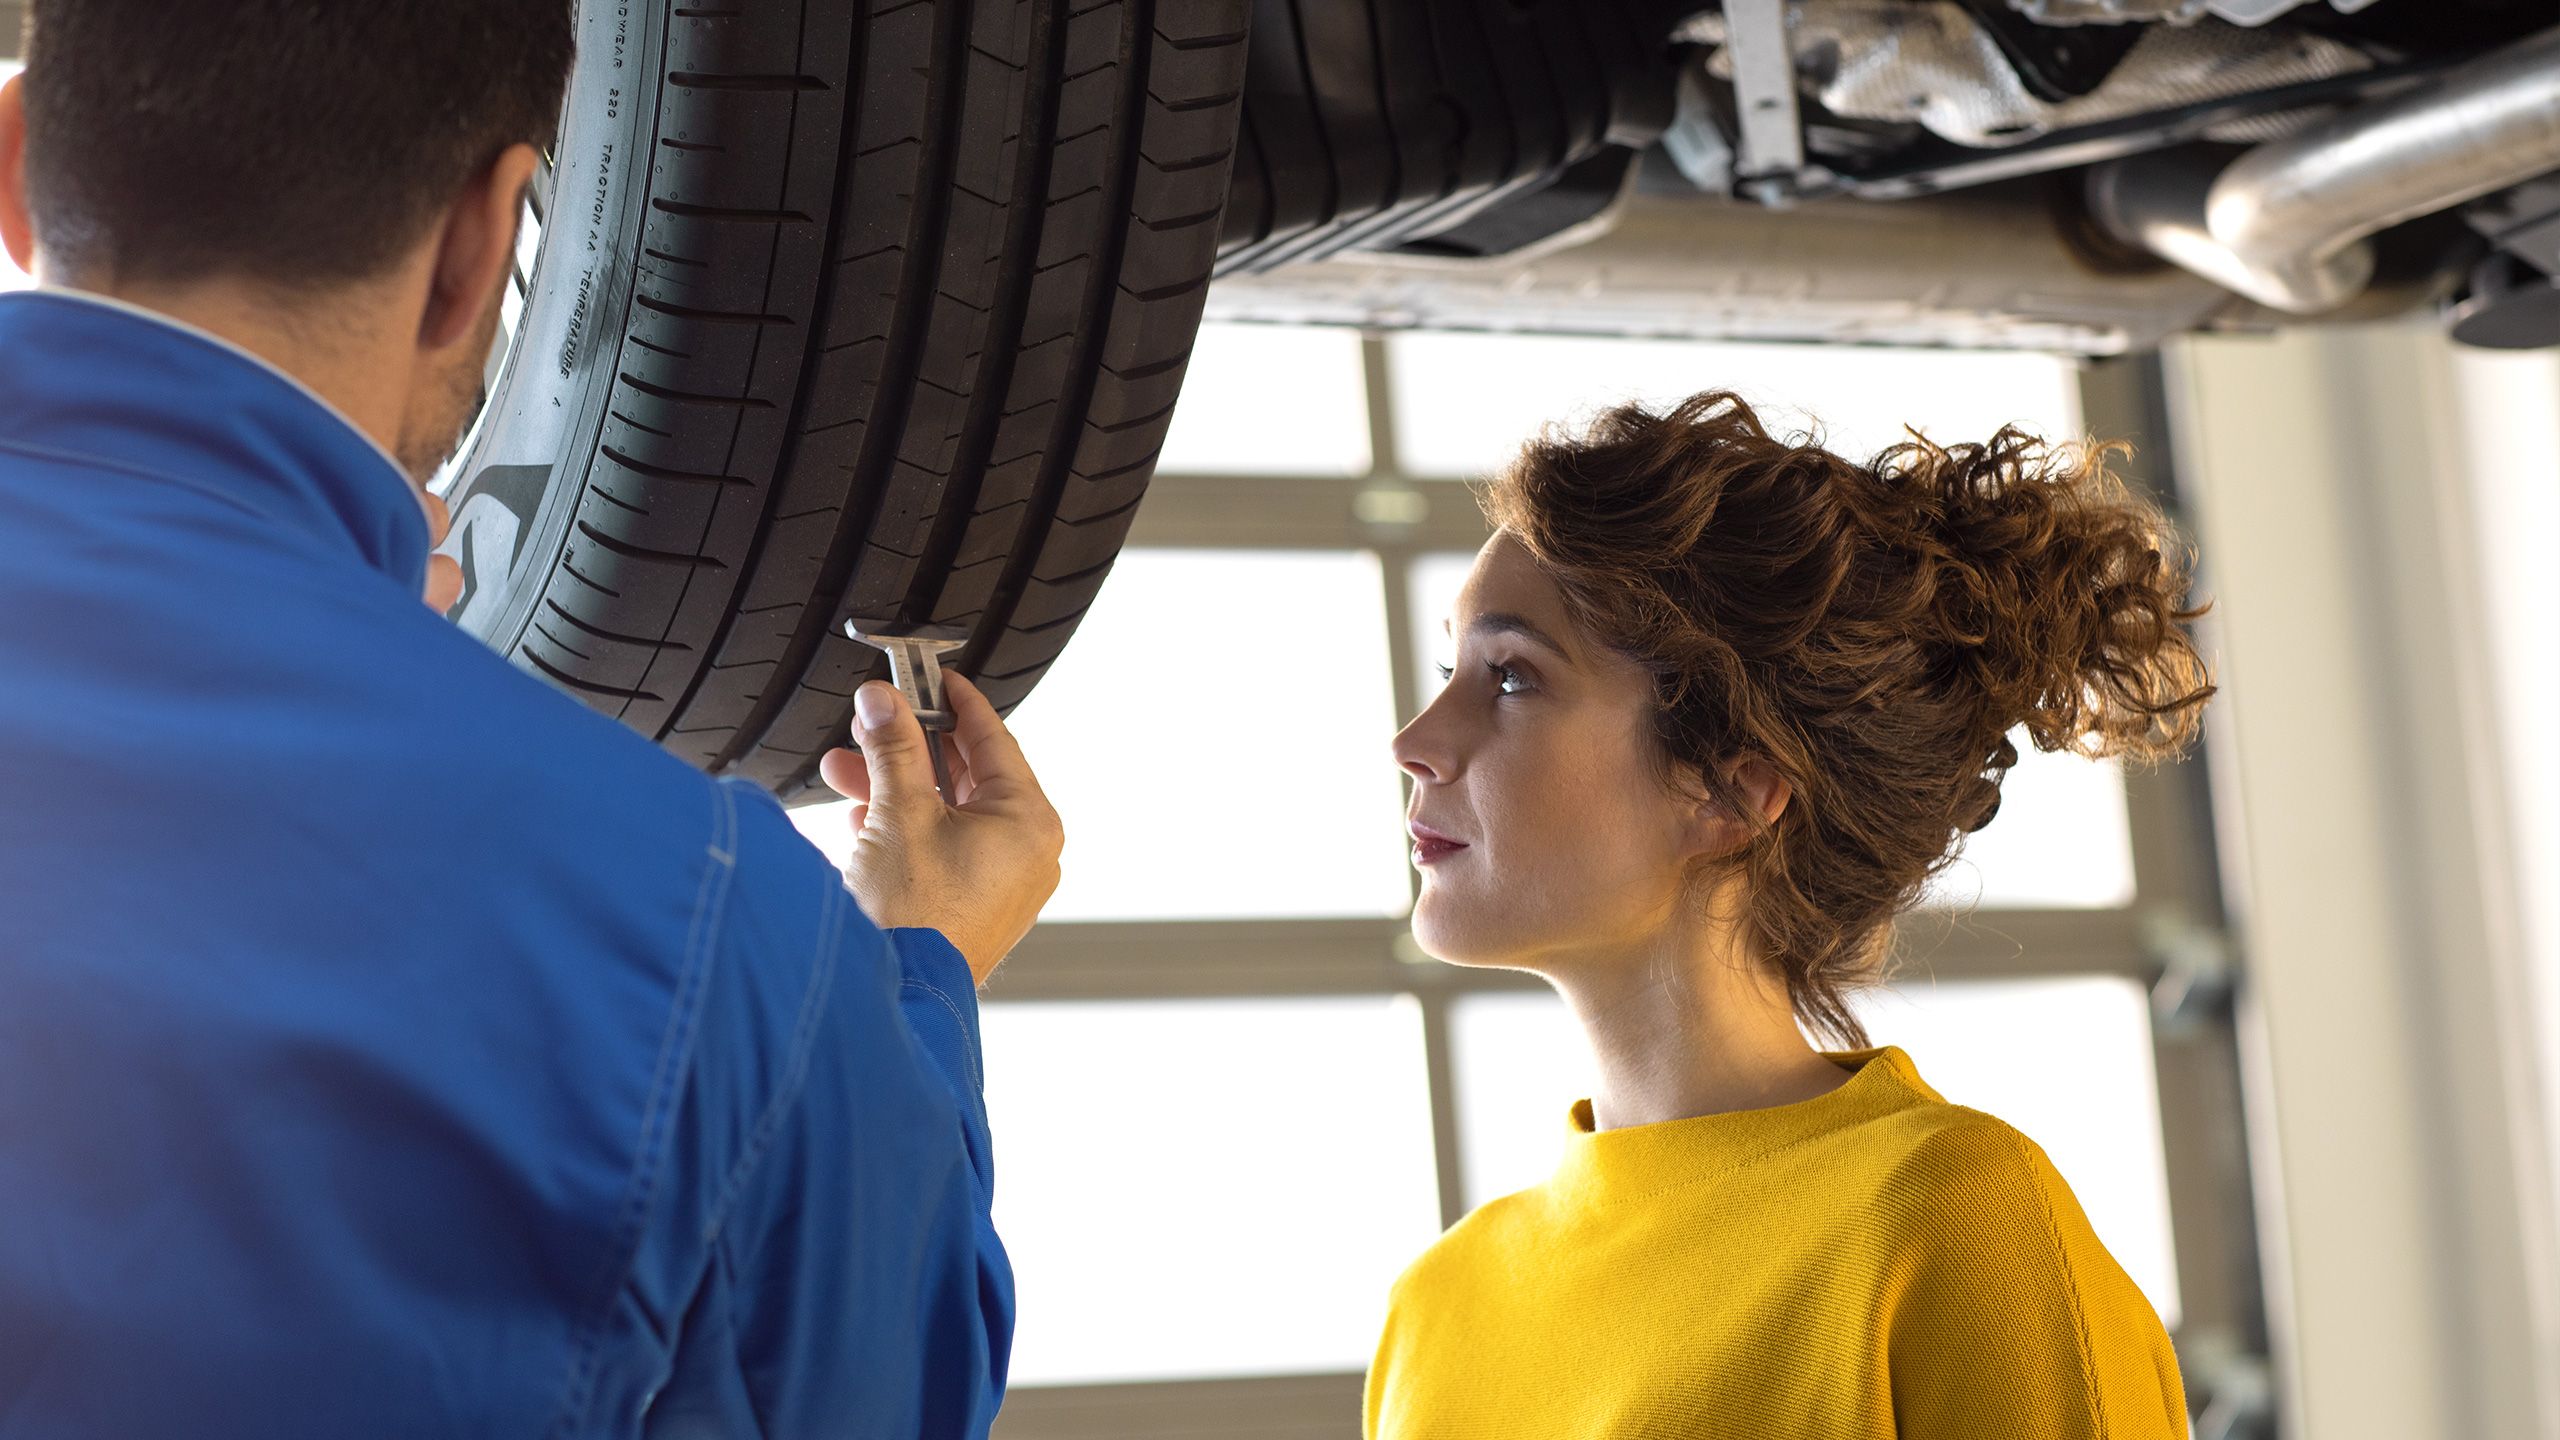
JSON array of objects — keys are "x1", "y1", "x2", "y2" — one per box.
[{"x1": 395, "y1": 287, "x2": 506, "y2": 485}]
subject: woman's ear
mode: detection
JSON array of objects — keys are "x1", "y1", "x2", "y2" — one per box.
[
  {"x1": 1693, "y1": 756, "x2": 1791, "y2": 858},
  {"x1": 1728, "y1": 756, "x2": 1791, "y2": 827}
]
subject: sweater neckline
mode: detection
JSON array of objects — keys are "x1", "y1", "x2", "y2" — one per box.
[{"x1": 1547, "y1": 1045, "x2": 1939, "y2": 1207}]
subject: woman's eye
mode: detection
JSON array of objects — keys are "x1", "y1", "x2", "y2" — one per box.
[{"x1": 1432, "y1": 660, "x2": 1527, "y2": 695}]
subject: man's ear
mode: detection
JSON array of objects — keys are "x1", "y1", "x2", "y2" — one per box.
[
  {"x1": 0, "y1": 74, "x2": 39, "y2": 277},
  {"x1": 418, "y1": 142, "x2": 539, "y2": 353}
]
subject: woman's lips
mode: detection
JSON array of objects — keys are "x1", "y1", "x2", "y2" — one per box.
[{"x1": 1409, "y1": 821, "x2": 1469, "y2": 866}]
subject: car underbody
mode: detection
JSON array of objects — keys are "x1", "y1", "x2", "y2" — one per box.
[{"x1": 1210, "y1": 0, "x2": 2560, "y2": 353}]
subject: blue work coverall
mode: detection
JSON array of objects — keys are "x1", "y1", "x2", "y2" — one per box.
[{"x1": 0, "y1": 291, "x2": 1014, "y2": 1437}]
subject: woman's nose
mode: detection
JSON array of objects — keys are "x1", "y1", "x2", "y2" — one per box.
[{"x1": 1392, "y1": 711, "x2": 1449, "y2": 786}]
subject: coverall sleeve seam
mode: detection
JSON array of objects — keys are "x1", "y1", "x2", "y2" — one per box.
[
  {"x1": 899, "y1": 974, "x2": 985, "y2": 1094},
  {"x1": 699, "y1": 838, "x2": 847, "y2": 1242},
  {"x1": 710, "y1": 1229, "x2": 777, "y2": 1440},
  {"x1": 544, "y1": 779, "x2": 741, "y2": 1439}
]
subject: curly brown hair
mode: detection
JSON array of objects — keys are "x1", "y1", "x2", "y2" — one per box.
[{"x1": 1481, "y1": 391, "x2": 2214, "y2": 1049}]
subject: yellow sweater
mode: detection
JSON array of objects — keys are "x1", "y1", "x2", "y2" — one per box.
[{"x1": 1366, "y1": 1045, "x2": 2188, "y2": 1439}]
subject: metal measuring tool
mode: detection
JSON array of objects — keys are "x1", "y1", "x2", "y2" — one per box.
[{"x1": 842, "y1": 619, "x2": 972, "y2": 800}]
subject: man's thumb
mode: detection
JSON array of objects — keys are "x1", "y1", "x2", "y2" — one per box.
[{"x1": 853, "y1": 681, "x2": 939, "y2": 809}]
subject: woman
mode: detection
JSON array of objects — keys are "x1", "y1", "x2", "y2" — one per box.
[{"x1": 1372, "y1": 391, "x2": 2210, "y2": 1439}]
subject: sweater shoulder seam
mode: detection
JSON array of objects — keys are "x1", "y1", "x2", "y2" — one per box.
[{"x1": 1990, "y1": 1122, "x2": 2110, "y2": 1438}]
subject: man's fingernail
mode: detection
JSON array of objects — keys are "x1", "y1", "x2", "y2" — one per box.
[{"x1": 855, "y1": 682, "x2": 897, "y2": 731}]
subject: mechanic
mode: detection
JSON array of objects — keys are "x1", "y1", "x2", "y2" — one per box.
[{"x1": 0, "y1": 4, "x2": 1063, "y2": 1436}]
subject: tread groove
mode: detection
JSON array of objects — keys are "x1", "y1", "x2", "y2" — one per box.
[
  {"x1": 562, "y1": 557, "x2": 622, "y2": 600},
  {"x1": 1054, "y1": 491, "x2": 1148, "y2": 530},
  {"x1": 669, "y1": 71, "x2": 832, "y2": 92},
  {"x1": 1155, "y1": 28, "x2": 1249, "y2": 51},
  {"x1": 648, "y1": 198, "x2": 816, "y2": 224},
  {"x1": 1146, "y1": 146, "x2": 1232, "y2": 174},
  {"x1": 1135, "y1": 206, "x2": 1222, "y2": 233},
  {"x1": 1087, "y1": 397, "x2": 1178, "y2": 435},
  {"x1": 589, "y1": 484, "x2": 650, "y2": 517},
  {"x1": 547, "y1": 599, "x2": 690, "y2": 652},
  {"x1": 525, "y1": 649, "x2": 665, "y2": 702},
  {"x1": 695, "y1": 0, "x2": 978, "y2": 770},
  {"x1": 576, "y1": 520, "x2": 730, "y2": 571},
  {"x1": 885, "y1": 0, "x2": 1067, "y2": 669},
  {"x1": 960, "y1": 0, "x2": 1160, "y2": 691},
  {"x1": 1150, "y1": 85, "x2": 1242, "y2": 114},
  {"x1": 1018, "y1": 600, "x2": 1095, "y2": 636},
  {"x1": 632, "y1": 292, "x2": 795, "y2": 327},
  {"x1": 601, "y1": 444, "x2": 755, "y2": 486},
  {"x1": 616, "y1": 372, "x2": 776, "y2": 410},
  {"x1": 533, "y1": 622, "x2": 595, "y2": 662}
]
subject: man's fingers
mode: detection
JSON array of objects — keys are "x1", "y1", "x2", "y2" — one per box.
[
  {"x1": 423, "y1": 554, "x2": 463, "y2": 614},
  {"x1": 817, "y1": 745, "x2": 870, "y2": 804},
  {"x1": 418, "y1": 487, "x2": 454, "y2": 547},
  {"x1": 942, "y1": 672, "x2": 1039, "y2": 803},
  {"x1": 851, "y1": 680, "x2": 943, "y2": 818}
]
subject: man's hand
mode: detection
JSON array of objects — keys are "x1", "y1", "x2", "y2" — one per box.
[{"x1": 817, "y1": 672, "x2": 1063, "y2": 986}]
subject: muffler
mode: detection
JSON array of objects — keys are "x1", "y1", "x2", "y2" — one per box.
[{"x1": 2088, "y1": 25, "x2": 2560, "y2": 314}]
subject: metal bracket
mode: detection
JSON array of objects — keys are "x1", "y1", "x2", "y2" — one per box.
[
  {"x1": 1723, "y1": 0, "x2": 1807, "y2": 205},
  {"x1": 2142, "y1": 909, "x2": 2239, "y2": 1040},
  {"x1": 2176, "y1": 1327, "x2": 2277, "y2": 1440}
]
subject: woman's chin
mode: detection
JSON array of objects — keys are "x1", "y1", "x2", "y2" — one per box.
[{"x1": 1408, "y1": 905, "x2": 1521, "y2": 970}]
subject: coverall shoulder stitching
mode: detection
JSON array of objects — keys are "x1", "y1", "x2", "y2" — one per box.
[{"x1": 0, "y1": 436, "x2": 287, "y2": 530}]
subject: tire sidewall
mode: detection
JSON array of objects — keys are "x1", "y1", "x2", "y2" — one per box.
[{"x1": 435, "y1": 0, "x2": 661, "y2": 653}]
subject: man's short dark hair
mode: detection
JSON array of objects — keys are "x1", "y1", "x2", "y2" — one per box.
[{"x1": 21, "y1": 1, "x2": 576, "y2": 289}]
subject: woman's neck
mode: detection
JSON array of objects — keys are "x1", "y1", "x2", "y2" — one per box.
[{"x1": 1544, "y1": 926, "x2": 1853, "y2": 1132}]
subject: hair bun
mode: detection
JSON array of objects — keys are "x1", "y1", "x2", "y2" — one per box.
[{"x1": 1878, "y1": 427, "x2": 2215, "y2": 775}]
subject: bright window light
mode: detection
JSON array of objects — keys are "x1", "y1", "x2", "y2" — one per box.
[
  {"x1": 1408, "y1": 552, "x2": 2135, "y2": 910},
  {"x1": 1407, "y1": 551, "x2": 1479, "y2": 716},
  {"x1": 1447, "y1": 977, "x2": 2180, "y2": 1328},
  {"x1": 1159, "y1": 322, "x2": 1372, "y2": 477},
  {"x1": 1443, "y1": 990, "x2": 1582, "y2": 1212},
  {"x1": 794, "y1": 548, "x2": 1414, "y2": 922},
  {"x1": 1386, "y1": 331, "x2": 2082, "y2": 480},
  {"x1": 983, "y1": 996, "x2": 1443, "y2": 1385},
  {"x1": 1928, "y1": 744, "x2": 2135, "y2": 910}
]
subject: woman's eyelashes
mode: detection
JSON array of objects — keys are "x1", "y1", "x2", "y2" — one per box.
[{"x1": 1433, "y1": 659, "x2": 1531, "y2": 695}]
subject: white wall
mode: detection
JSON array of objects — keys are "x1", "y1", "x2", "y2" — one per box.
[
  {"x1": 2448, "y1": 347, "x2": 2560, "y2": 1284},
  {"x1": 2166, "y1": 324, "x2": 2560, "y2": 1440}
]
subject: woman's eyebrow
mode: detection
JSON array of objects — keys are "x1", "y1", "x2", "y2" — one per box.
[{"x1": 1466, "y1": 611, "x2": 1577, "y2": 666}]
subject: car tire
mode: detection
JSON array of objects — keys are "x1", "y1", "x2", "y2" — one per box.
[{"x1": 438, "y1": 0, "x2": 1250, "y2": 798}]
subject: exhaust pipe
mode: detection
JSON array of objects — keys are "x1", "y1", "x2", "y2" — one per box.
[{"x1": 2089, "y1": 25, "x2": 2560, "y2": 315}]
